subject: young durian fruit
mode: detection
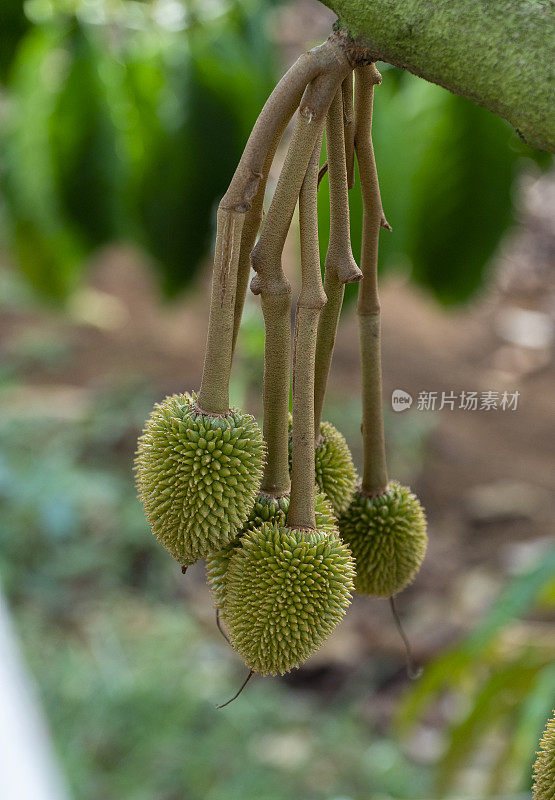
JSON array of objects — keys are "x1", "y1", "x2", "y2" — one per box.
[
  {"x1": 206, "y1": 490, "x2": 337, "y2": 609},
  {"x1": 533, "y1": 713, "x2": 555, "y2": 800},
  {"x1": 223, "y1": 521, "x2": 354, "y2": 675},
  {"x1": 339, "y1": 482, "x2": 427, "y2": 597},
  {"x1": 288, "y1": 418, "x2": 357, "y2": 517},
  {"x1": 135, "y1": 392, "x2": 264, "y2": 568},
  {"x1": 315, "y1": 421, "x2": 357, "y2": 515},
  {"x1": 338, "y1": 64, "x2": 428, "y2": 600}
]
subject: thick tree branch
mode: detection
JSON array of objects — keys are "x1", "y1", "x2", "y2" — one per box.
[{"x1": 321, "y1": 1, "x2": 554, "y2": 152}]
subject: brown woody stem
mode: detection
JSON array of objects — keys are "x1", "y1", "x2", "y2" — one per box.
[
  {"x1": 287, "y1": 138, "x2": 327, "y2": 531},
  {"x1": 355, "y1": 64, "x2": 389, "y2": 495},
  {"x1": 251, "y1": 57, "x2": 351, "y2": 496},
  {"x1": 313, "y1": 86, "x2": 361, "y2": 437},
  {"x1": 342, "y1": 72, "x2": 355, "y2": 190},
  {"x1": 257, "y1": 283, "x2": 292, "y2": 496},
  {"x1": 230, "y1": 65, "x2": 322, "y2": 354},
  {"x1": 200, "y1": 36, "x2": 345, "y2": 414},
  {"x1": 199, "y1": 34, "x2": 373, "y2": 416},
  {"x1": 197, "y1": 208, "x2": 245, "y2": 414},
  {"x1": 231, "y1": 32, "x2": 375, "y2": 354},
  {"x1": 231, "y1": 148, "x2": 272, "y2": 356}
]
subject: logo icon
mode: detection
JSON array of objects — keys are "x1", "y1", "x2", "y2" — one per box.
[{"x1": 392, "y1": 389, "x2": 413, "y2": 412}]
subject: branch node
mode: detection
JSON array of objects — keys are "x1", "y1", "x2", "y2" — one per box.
[
  {"x1": 249, "y1": 274, "x2": 262, "y2": 295},
  {"x1": 328, "y1": 249, "x2": 363, "y2": 285}
]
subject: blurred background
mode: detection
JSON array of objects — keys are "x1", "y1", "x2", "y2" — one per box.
[{"x1": 0, "y1": 1, "x2": 553, "y2": 798}]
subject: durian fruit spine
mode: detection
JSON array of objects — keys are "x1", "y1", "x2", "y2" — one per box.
[
  {"x1": 313, "y1": 86, "x2": 362, "y2": 441},
  {"x1": 354, "y1": 64, "x2": 391, "y2": 496}
]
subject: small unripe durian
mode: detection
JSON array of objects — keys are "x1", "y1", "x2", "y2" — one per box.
[
  {"x1": 223, "y1": 522, "x2": 355, "y2": 676},
  {"x1": 206, "y1": 491, "x2": 337, "y2": 609},
  {"x1": 338, "y1": 481, "x2": 427, "y2": 597},
  {"x1": 315, "y1": 422, "x2": 357, "y2": 515},
  {"x1": 135, "y1": 393, "x2": 265, "y2": 567},
  {"x1": 533, "y1": 713, "x2": 555, "y2": 800},
  {"x1": 288, "y1": 419, "x2": 357, "y2": 516}
]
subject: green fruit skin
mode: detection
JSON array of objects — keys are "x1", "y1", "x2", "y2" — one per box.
[
  {"x1": 338, "y1": 482, "x2": 427, "y2": 598},
  {"x1": 135, "y1": 393, "x2": 265, "y2": 567},
  {"x1": 223, "y1": 521, "x2": 355, "y2": 676},
  {"x1": 206, "y1": 491, "x2": 337, "y2": 610},
  {"x1": 533, "y1": 713, "x2": 555, "y2": 800},
  {"x1": 288, "y1": 419, "x2": 357, "y2": 516}
]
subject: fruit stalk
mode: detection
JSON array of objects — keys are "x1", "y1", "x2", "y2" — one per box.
[
  {"x1": 197, "y1": 208, "x2": 246, "y2": 415},
  {"x1": 342, "y1": 72, "x2": 355, "y2": 190},
  {"x1": 251, "y1": 60, "x2": 351, "y2": 497},
  {"x1": 313, "y1": 87, "x2": 362, "y2": 438},
  {"x1": 287, "y1": 138, "x2": 327, "y2": 531},
  {"x1": 354, "y1": 64, "x2": 390, "y2": 495},
  {"x1": 198, "y1": 36, "x2": 345, "y2": 415},
  {"x1": 231, "y1": 146, "x2": 273, "y2": 356},
  {"x1": 228, "y1": 34, "x2": 361, "y2": 355},
  {"x1": 221, "y1": 36, "x2": 349, "y2": 214}
]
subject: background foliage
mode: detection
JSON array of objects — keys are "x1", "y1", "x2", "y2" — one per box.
[{"x1": 0, "y1": 0, "x2": 549, "y2": 304}]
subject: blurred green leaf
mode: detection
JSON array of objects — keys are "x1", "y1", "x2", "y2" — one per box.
[
  {"x1": 1, "y1": 0, "x2": 277, "y2": 300},
  {"x1": 396, "y1": 548, "x2": 555, "y2": 794},
  {"x1": 49, "y1": 23, "x2": 131, "y2": 246},
  {"x1": 1, "y1": 25, "x2": 87, "y2": 299},
  {"x1": 3, "y1": 6, "x2": 552, "y2": 305},
  {"x1": 319, "y1": 68, "x2": 551, "y2": 307},
  {"x1": 495, "y1": 663, "x2": 555, "y2": 794},
  {"x1": 398, "y1": 549, "x2": 555, "y2": 732},
  {"x1": 407, "y1": 91, "x2": 517, "y2": 305},
  {"x1": 12, "y1": 218, "x2": 84, "y2": 298},
  {"x1": 133, "y1": 38, "x2": 272, "y2": 294},
  {"x1": 436, "y1": 656, "x2": 543, "y2": 793},
  {"x1": 465, "y1": 548, "x2": 555, "y2": 654},
  {"x1": 0, "y1": 0, "x2": 30, "y2": 81}
]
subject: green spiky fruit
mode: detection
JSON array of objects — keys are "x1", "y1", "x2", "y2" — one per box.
[
  {"x1": 315, "y1": 422, "x2": 357, "y2": 515},
  {"x1": 135, "y1": 393, "x2": 265, "y2": 567},
  {"x1": 288, "y1": 419, "x2": 357, "y2": 516},
  {"x1": 338, "y1": 481, "x2": 427, "y2": 597},
  {"x1": 533, "y1": 713, "x2": 555, "y2": 800},
  {"x1": 206, "y1": 491, "x2": 338, "y2": 609},
  {"x1": 223, "y1": 522, "x2": 355, "y2": 676}
]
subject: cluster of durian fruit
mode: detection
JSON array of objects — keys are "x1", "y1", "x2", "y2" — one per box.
[{"x1": 135, "y1": 35, "x2": 428, "y2": 693}]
